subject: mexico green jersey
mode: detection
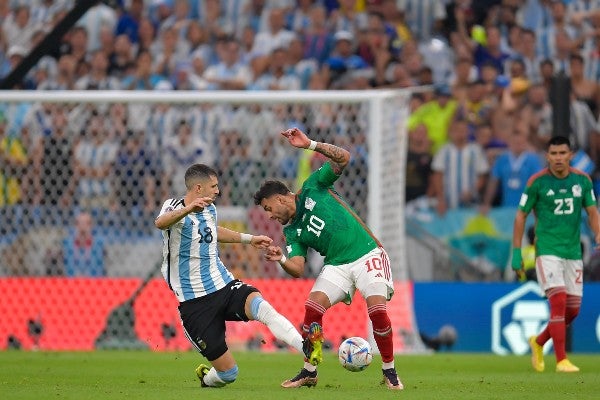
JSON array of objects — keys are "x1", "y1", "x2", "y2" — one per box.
[
  {"x1": 283, "y1": 162, "x2": 379, "y2": 265},
  {"x1": 519, "y1": 168, "x2": 595, "y2": 259}
]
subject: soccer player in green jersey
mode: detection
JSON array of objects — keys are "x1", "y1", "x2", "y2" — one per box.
[
  {"x1": 512, "y1": 135, "x2": 600, "y2": 373},
  {"x1": 253, "y1": 128, "x2": 403, "y2": 390}
]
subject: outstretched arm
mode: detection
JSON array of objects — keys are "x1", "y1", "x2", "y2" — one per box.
[
  {"x1": 265, "y1": 245, "x2": 305, "y2": 278},
  {"x1": 217, "y1": 226, "x2": 273, "y2": 249},
  {"x1": 281, "y1": 127, "x2": 350, "y2": 174}
]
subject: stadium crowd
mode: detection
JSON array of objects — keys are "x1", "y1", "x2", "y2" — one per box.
[{"x1": 2, "y1": 0, "x2": 600, "y2": 280}]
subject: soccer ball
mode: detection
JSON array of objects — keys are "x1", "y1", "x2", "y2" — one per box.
[{"x1": 338, "y1": 336, "x2": 373, "y2": 372}]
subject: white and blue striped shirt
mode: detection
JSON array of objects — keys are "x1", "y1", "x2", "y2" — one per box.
[{"x1": 159, "y1": 198, "x2": 234, "y2": 302}]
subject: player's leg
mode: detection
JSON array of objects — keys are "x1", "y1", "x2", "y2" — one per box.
[
  {"x1": 355, "y1": 248, "x2": 402, "y2": 390},
  {"x1": 531, "y1": 256, "x2": 579, "y2": 372},
  {"x1": 245, "y1": 291, "x2": 304, "y2": 353},
  {"x1": 195, "y1": 351, "x2": 239, "y2": 388},
  {"x1": 281, "y1": 272, "x2": 347, "y2": 388},
  {"x1": 179, "y1": 295, "x2": 238, "y2": 388},
  {"x1": 555, "y1": 259, "x2": 584, "y2": 372}
]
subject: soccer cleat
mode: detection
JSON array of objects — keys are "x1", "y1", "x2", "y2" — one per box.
[
  {"x1": 281, "y1": 368, "x2": 318, "y2": 388},
  {"x1": 196, "y1": 364, "x2": 210, "y2": 387},
  {"x1": 556, "y1": 359, "x2": 579, "y2": 373},
  {"x1": 528, "y1": 336, "x2": 545, "y2": 372},
  {"x1": 382, "y1": 367, "x2": 404, "y2": 390},
  {"x1": 302, "y1": 322, "x2": 324, "y2": 366}
]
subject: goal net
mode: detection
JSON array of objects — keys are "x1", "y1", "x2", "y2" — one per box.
[{"x1": 0, "y1": 90, "x2": 425, "y2": 353}]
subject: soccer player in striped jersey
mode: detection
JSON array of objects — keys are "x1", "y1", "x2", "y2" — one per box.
[
  {"x1": 254, "y1": 128, "x2": 403, "y2": 390},
  {"x1": 512, "y1": 135, "x2": 600, "y2": 373},
  {"x1": 155, "y1": 163, "x2": 321, "y2": 388}
]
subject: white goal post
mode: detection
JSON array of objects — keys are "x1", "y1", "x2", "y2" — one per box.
[{"x1": 0, "y1": 89, "x2": 425, "y2": 352}]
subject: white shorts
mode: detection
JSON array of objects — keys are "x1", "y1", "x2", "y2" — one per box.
[
  {"x1": 535, "y1": 255, "x2": 583, "y2": 296},
  {"x1": 312, "y1": 247, "x2": 394, "y2": 305}
]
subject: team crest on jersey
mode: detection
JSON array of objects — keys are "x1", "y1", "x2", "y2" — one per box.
[
  {"x1": 572, "y1": 184, "x2": 582, "y2": 197},
  {"x1": 305, "y1": 197, "x2": 316, "y2": 211}
]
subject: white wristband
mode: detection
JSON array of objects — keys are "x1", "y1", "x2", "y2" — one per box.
[
  {"x1": 278, "y1": 254, "x2": 287, "y2": 265},
  {"x1": 308, "y1": 140, "x2": 317, "y2": 150},
  {"x1": 240, "y1": 233, "x2": 253, "y2": 244}
]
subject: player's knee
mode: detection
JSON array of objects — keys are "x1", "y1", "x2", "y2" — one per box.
[{"x1": 217, "y1": 365, "x2": 239, "y2": 384}]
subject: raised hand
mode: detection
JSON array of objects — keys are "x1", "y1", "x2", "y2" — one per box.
[{"x1": 281, "y1": 127, "x2": 310, "y2": 149}]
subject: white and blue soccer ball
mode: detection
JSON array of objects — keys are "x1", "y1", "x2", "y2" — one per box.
[{"x1": 338, "y1": 336, "x2": 373, "y2": 372}]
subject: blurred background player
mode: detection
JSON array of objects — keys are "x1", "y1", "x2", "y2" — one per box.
[
  {"x1": 512, "y1": 136, "x2": 600, "y2": 373},
  {"x1": 155, "y1": 163, "x2": 321, "y2": 388},
  {"x1": 254, "y1": 128, "x2": 403, "y2": 390}
]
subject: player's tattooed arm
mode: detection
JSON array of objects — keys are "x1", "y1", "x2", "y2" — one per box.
[{"x1": 314, "y1": 142, "x2": 350, "y2": 174}]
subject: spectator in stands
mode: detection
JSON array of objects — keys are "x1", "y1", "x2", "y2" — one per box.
[
  {"x1": 455, "y1": 8, "x2": 510, "y2": 75},
  {"x1": 397, "y1": 0, "x2": 446, "y2": 42},
  {"x1": 321, "y1": 30, "x2": 370, "y2": 89},
  {"x1": 0, "y1": 112, "x2": 27, "y2": 207},
  {"x1": 538, "y1": 58, "x2": 555, "y2": 91},
  {"x1": 31, "y1": 105, "x2": 75, "y2": 212},
  {"x1": 37, "y1": 54, "x2": 77, "y2": 90},
  {"x1": 288, "y1": 0, "x2": 313, "y2": 35},
  {"x1": 513, "y1": 28, "x2": 542, "y2": 83},
  {"x1": 203, "y1": 37, "x2": 252, "y2": 90},
  {"x1": 521, "y1": 83, "x2": 553, "y2": 150},
  {"x1": 537, "y1": 0, "x2": 577, "y2": 60},
  {"x1": 250, "y1": 7, "x2": 296, "y2": 77},
  {"x1": 480, "y1": 132, "x2": 542, "y2": 213},
  {"x1": 112, "y1": 129, "x2": 159, "y2": 232},
  {"x1": 115, "y1": 0, "x2": 143, "y2": 44},
  {"x1": 570, "y1": 53, "x2": 600, "y2": 118},
  {"x1": 62, "y1": 211, "x2": 106, "y2": 277},
  {"x1": 250, "y1": 47, "x2": 301, "y2": 90},
  {"x1": 76, "y1": 1, "x2": 117, "y2": 53},
  {"x1": 329, "y1": 0, "x2": 368, "y2": 38},
  {"x1": 151, "y1": 26, "x2": 190, "y2": 78},
  {"x1": 135, "y1": 17, "x2": 156, "y2": 56},
  {"x1": 108, "y1": 34, "x2": 135, "y2": 79},
  {"x1": 186, "y1": 20, "x2": 212, "y2": 64},
  {"x1": 550, "y1": 27, "x2": 576, "y2": 74},
  {"x1": 2, "y1": 4, "x2": 36, "y2": 51},
  {"x1": 162, "y1": 120, "x2": 214, "y2": 197},
  {"x1": 74, "y1": 50, "x2": 121, "y2": 90},
  {"x1": 122, "y1": 50, "x2": 167, "y2": 90},
  {"x1": 302, "y1": 4, "x2": 334, "y2": 65},
  {"x1": 407, "y1": 83, "x2": 459, "y2": 154},
  {"x1": 405, "y1": 123, "x2": 433, "y2": 204},
  {"x1": 569, "y1": 92, "x2": 600, "y2": 168},
  {"x1": 197, "y1": 0, "x2": 232, "y2": 43},
  {"x1": 449, "y1": 56, "x2": 478, "y2": 103},
  {"x1": 431, "y1": 117, "x2": 489, "y2": 216},
  {"x1": 160, "y1": 0, "x2": 193, "y2": 40},
  {"x1": 286, "y1": 36, "x2": 319, "y2": 91},
  {"x1": 61, "y1": 26, "x2": 89, "y2": 76},
  {"x1": 73, "y1": 109, "x2": 118, "y2": 210}
]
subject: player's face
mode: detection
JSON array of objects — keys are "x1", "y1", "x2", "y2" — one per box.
[
  {"x1": 546, "y1": 144, "x2": 572, "y2": 177},
  {"x1": 260, "y1": 195, "x2": 292, "y2": 225},
  {"x1": 197, "y1": 175, "x2": 220, "y2": 202}
]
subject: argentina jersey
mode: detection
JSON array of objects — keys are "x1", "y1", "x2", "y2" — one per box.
[{"x1": 158, "y1": 198, "x2": 234, "y2": 302}]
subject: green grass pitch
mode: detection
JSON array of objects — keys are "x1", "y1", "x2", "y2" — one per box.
[{"x1": 1, "y1": 351, "x2": 599, "y2": 400}]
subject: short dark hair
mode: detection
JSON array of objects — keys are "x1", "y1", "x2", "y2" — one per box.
[
  {"x1": 184, "y1": 164, "x2": 217, "y2": 189},
  {"x1": 254, "y1": 180, "x2": 291, "y2": 205},
  {"x1": 547, "y1": 135, "x2": 571, "y2": 150}
]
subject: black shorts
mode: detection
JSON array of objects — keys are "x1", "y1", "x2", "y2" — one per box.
[{"x1": 178, "y1": 280, "x2": 259, "y2": 361}]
